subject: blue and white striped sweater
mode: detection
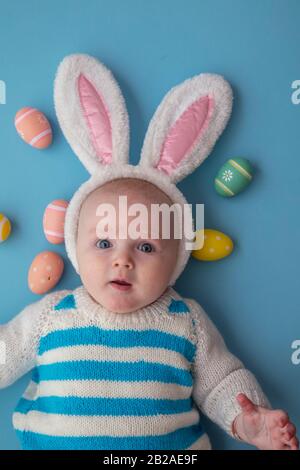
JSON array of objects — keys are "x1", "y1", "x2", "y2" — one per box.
[
  {"x1": 1, "y1": 285, "x2": 269, "y2": 449},
  {"x1": 12, "y1": 286, "x2": 208, "y2": 450}
]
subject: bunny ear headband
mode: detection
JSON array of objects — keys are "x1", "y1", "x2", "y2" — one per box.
[{"x1": 54, "y1": 54, "x2": 233, "y2": 286}]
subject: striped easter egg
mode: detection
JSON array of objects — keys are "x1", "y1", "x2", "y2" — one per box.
[
  {"x1": 0, "y1": 213, "x2": 11, "y2": 242},
  {"x1": 215, "y1": 157, "x2": 253, "y2": 197},
  {"x1": 43, "y1": 199, "x2": 69, "y2": 244},
  {"x1": 15, "y1": 107, "x2": 52, "y2": 149}
]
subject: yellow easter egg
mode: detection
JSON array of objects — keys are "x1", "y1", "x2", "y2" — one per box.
[
  {"x1": 0, "y1": 213, "x2": 11, "y2": 242},
  {"x1": 192, "y1": 229, "x2": 233, "y2": 261}
]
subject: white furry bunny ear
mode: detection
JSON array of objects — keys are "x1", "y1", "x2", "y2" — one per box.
[
  {"x1": 140, "y1": 73, "x2": 232, "y2": 183},
  {"x1": 54, "y1": 54, "x2": 130, "y2": 175}
]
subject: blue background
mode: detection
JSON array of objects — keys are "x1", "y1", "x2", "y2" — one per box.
[{"x1": 0, "y1": 0, "x2": 299, "y2": 450}]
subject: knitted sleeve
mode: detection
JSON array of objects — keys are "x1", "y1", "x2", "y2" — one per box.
[
  {"x1": 186, "y1": 298, "x2": 271, "y2": 438},
  {"x1": 0, "y1": 289, "x2": 69, "y2": 389}
]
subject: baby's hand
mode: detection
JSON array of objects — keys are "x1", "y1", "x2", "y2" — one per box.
[{"x1": 232, "y1": 393, "x2": 299, "y2": 450}]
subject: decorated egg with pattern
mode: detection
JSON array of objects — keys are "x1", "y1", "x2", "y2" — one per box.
[
  {"x1": 15, "y1": 107, "x2": 52, "y2": 149},
  {"x1": 214, "y1": 157, "x2": 253, "y2": 197},
  {"x1": 28, "y1": 251, "x2": 64, "y2": 294},
  {"x1": 43, "y1": 199, "x2": 69, "y2": 244},
  {"x1": 192, "y1": 229, "x2": 234, "y2": 261},
  {"x1": 0, "y1": 213, "x2": 11, "y2": 242}
]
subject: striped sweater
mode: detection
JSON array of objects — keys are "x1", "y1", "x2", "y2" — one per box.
[{"x1": 0, "y1": 285, "x2": 270, "y2": 450}]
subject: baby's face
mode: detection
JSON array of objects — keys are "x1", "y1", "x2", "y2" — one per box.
[{"x1": 76, "y1": 179, "x2": 179, "y2": 313}]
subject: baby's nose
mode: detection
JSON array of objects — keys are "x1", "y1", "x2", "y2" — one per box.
[{"x1": 112, "y1": 254, "x2": 134, "y2": 269}]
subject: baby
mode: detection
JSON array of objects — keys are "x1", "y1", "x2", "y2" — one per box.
[
  {"x1": 0, "y1": 177, "x2": 298, "y2": 450},
  {"x1": 76, "y1": 178, "x2": 298, "y2": 451},
  {"x1": 0, "y1": 53, "x2": 298, "y2": 450}
]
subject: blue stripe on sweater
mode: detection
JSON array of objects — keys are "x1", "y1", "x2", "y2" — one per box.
[
  {"x1": 16, "y1": 423, "x2": 204, "y2": 450},
  {"x1": 15, "y1": 396, "x2": 193, "y2": 416},
  {"x1": 31, "y1": 367, "x2": 39, "y2": 384},
  {"x1": 38, "y1": 327, "x2": 195, "y2": 362},
  {"x1": 35, "y1": 361, "x2": 193, "y2": 387}
]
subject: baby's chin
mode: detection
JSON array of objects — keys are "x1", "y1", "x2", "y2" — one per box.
[{"x1": 88, "y1": 286, "x2": 151, "y2": 314}]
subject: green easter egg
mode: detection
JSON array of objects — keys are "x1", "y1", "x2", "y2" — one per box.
[{"x1": 214, "y1": 157, "x2": 253, "y2": 197}]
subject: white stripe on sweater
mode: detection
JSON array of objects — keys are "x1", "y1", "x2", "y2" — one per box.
[
  {"x1": 13, "y1": 409, "x2": 199, "y2": 437},
  {"x1": 187, "y1": 433, "x2": 211, "y2": 450},
  {"x1": 23, "y1": 379, "x2": 192, "y2": 400},
  {"x1": 38, "y1": 344, "x2": 190, "y2": 370},
  {"x1": 42, "y1": 315, "x2": 192, "y2": 341}
]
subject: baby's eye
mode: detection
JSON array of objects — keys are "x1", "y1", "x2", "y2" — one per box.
[
  {"x1": 137, "y1": 242, "x2": 155, "y2": 253},
  {"x1": 96, "y1": 239, "x2": 112, "y2": 249}
]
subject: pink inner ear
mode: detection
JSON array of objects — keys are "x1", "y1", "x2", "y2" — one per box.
[
  {"x1": 156, "y1": 95, "x2": 214, "y2": 175},
  {"x1": 78, "y1": 74, "x2": 112, "y2": 164}
]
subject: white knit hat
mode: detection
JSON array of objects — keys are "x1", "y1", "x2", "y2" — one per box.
[{"x1": 54, "y1": 54, "x2": 232, "y2": 286}]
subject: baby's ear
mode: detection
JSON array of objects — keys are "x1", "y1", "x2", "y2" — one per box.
[
  {"x1": 54, "y1": 54, "x2": 130, "y2": 175},
  {"x1": 139, "y1": 74, "x2": 233, "y2": 183}
]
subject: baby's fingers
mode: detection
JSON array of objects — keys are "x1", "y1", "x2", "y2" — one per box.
[
  {"x1": 279, "y1": 424, "x2": 299, "y2": 450},
  {"x1": 282, "y1": 435, "x2": 299, "y2": 450},
  {"x1": 236, "y1": 393, "x2": 257, "y2": 414},
  {"x1": 289, "y1": 435, "x2": 299, "y2": 450},
  {"x1": 277, "y1": 416, "x2": 299, "y2": 450},
  {"x1": 282, "y1": 422, "x2": 296, "y2": 439},
  {"x1": 272, "y1": 436, "x2": 297, "y2": 450},
  {"x1": 274, "y1": 410, "x2": 290, "y2": 428}
]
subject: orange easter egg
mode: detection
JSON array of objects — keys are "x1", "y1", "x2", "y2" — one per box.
[
  {"x1": 15, "y1": 107, "x2": 52, "y2": 149},
  {"x1": 43, "y1": 199, "x2": 69, "y2": 244},
  {"x1": 28, "y1": 251, "x2": 64, "y2": 295}
]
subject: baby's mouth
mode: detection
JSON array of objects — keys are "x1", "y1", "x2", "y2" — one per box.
[{"x1": 109, "y1": 279, "x2": 132, "y2": 290}]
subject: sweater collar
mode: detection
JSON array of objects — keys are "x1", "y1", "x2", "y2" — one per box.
[{"x1": 73, "y1": 284, "x2": 177, "y2": 325}]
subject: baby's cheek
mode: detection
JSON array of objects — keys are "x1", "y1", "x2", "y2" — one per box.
[
  {"x1": 144, "y1": 258, "x2": 171, "y2": 286},
  {"x1": 78, "y1": 250, "x2": 102, "y2": 281},
  {"x1": 160, "y1": 247, "x2": 178, "y2": 272}
]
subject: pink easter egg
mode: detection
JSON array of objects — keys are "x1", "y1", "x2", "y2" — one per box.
[
  {"x1": 15, "y1": 107, "x2": 52, "y2": 149},
  {"x1": 28, "y1": 251, "x2": 64, "y2": 295},
  {"x1": 43, "y1": 199, "x2": 69, "y2": 244}
]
